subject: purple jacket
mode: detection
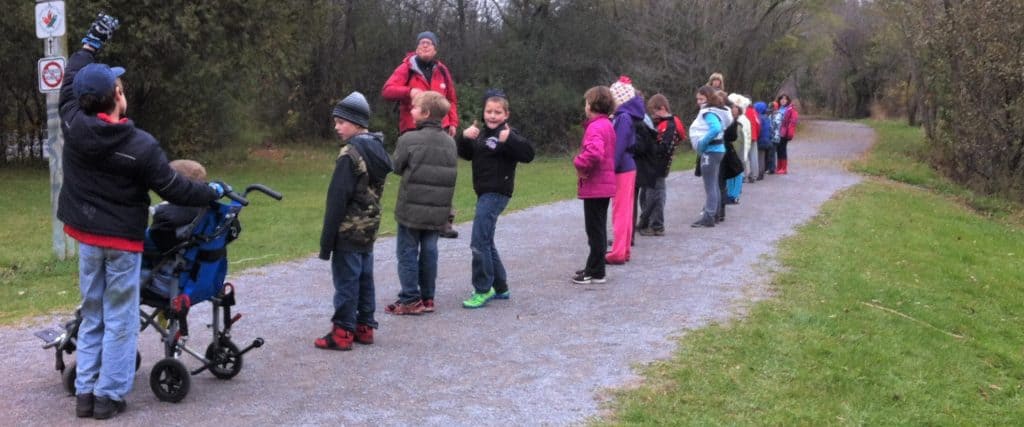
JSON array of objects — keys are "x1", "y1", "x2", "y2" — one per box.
[
  {"x1": 574, "y1": 115, "x2": 617, "y2": 199},
  {"x1": 610, "y1": 96, "x2": 644, "y2": 173}
]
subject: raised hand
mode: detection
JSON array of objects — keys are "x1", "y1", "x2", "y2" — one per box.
[
  {"x1": 463, "y1": 120, "x2": 480, "y2": 140},
  {"x1": 82, "y1": 12, "x2": 120, "y2": 51},
  {"x1": 498, "y1": 123, "x2": 511, "y2": 143}
]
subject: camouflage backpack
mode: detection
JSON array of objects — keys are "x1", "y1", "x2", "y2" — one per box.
[{"x1": 336, "y1": 145, "x2": 384, "y2": 246}]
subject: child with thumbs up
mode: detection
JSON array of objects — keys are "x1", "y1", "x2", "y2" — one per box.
[{"x1": 455, "y1": 89, "x2": 535, "y2": 308}]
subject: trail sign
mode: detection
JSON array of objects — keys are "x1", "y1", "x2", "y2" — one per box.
[
  {"x1": 38, "y1": 56, "x2": 66, "y2": 93},
  {"x1": 35, "y1": 1, "x2": 66, "y2": 39}
]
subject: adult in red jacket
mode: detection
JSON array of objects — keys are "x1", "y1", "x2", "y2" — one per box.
[
  {"x1": 383, "y1": 31, "x2": 461, "y2": 238},
  {"x1": 382, "y1": 31, "x2": 459, "y2": 137},
  {"x1": 775, "y1": 94, "x2": 799, "y2": 174}
]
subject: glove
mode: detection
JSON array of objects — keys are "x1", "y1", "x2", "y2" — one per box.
[
  {"x1": 81, "y1": 12, "x2": 120, "y2": 51},
  {"x1": 208, "y1": 181, "x2": 230, "y2": 198}
]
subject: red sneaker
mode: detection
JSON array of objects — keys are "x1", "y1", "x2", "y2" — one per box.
[
  {"x1": 355, "y1": 324, "x2": 374, "y2": 345},
  {"x1": 314, "y1": 325, "x2": 353, "y2": 351},
  {"x1": 422, "y1": 299, "x2": 435, "y2": 313}
]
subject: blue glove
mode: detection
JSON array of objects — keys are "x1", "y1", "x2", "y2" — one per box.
[
  {"x1": 82, "y1": 13, "x2": 120, "y2": 50},
  {"x1": 208, "y1": 181, "x2": 227, "y2": 198}
]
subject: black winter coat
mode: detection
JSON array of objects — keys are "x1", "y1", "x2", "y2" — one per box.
[
  {"x1": 57, "y1": 49, "x2": 219, "y2": 241},
  {"x1": 455, "y1": 122, "x2": 534, "y2": 197}
]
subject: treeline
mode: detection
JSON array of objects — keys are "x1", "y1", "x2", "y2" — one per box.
[
  {"x1": 812, "y1": 0, "x2": 1024, "y2": 201},
  {"x1": 3, "y1": 1, "x2": 1020, "y2": 200},
  {"x1": 1, "y1": 0, "x2": 826, "y2": 160}
]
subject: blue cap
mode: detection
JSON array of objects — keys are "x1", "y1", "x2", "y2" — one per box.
[
  {"x1": 482, "y1": 88, "x2": 507, "y2": 104},
  {"x1": 73, "y1": 63, "x2": 126, "y2": 99},
  {"x1": 753, "y1": 101, "x2": 767, "y2": 114}
]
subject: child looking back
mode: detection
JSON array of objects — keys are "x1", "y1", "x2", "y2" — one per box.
[
  {"x1": 637, "y1": 94, "x2": 685, "y2": 236},
  {"x1": 456, "y1": 89, "x2": 535, "y2": 308}
]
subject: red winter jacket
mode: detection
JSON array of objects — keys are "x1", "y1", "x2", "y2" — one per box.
[
  {"x1": 744, "y1": 107, "x2": 760, "y2": 142},
  {"x1": 780, "y1": 107, "x2": 799, "y2": 139},
  {"x1": 382, "y1": 53, "x2": 459, "y2": 134}
]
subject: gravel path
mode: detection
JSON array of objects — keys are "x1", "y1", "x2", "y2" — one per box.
[{"x1": 2, "y1": 120, "x2": 872, "y2": 426}]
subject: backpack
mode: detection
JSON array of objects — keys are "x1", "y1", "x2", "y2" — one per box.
[
  {"x1": 632, "y1": 118, "x2": 659, "y2": 160},
  {"x1": 655, "y1": 118, "x2": 679, "y2": 160}
]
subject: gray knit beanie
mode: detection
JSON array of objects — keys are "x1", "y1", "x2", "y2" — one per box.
[
  {"x1": 332, "y1": 91, "x2": 370, "y2": 128},
  {"x1": 416, "y1": 31, "x2": 439, "y2": 48}
]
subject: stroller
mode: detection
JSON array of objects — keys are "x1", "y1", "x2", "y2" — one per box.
[{"x1": 35, "y1": 183, "x2": 282, "y2": 403}]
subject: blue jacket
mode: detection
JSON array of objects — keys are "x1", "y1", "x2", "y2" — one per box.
[{"x1": 611, "y1": 96, "x2": 645, "y2": 173}]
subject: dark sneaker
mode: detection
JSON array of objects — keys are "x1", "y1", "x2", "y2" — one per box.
[
  {"x1": 314, "y1": 325, "x2": 354, "y2": 351},
  {"x1": 440, "y1": 229, "x2": 459, "y2": 239},
  {"x1": 573, "y1": 272, "x2": 607, "y2": 284},
  {"x1": 421, "y1": 299, "x2": 435, "y2": 313},
  {"x1": 355, "y1": 324, "x2": 374, "y2": 345},
  {"x1": 92, "y1": 396, "x2": 126, "y2": 420},
  {"x1": 638, "y1": 228, "x2": 656, "y2": 236},
  {"x1": 691, "y1": 216, "x2": 715, "y2": 228},
  {"x1": 76, "y1": 393, "x2": 94, "y2": 418},
  {"x1": 493, "y1": 290, "x2": 511, "y2": 300},
  {"x1": 384, "y1": 300, "x2": 425, "y2": 315},
  {"x1": 652, "y1": 228, "x2": 665, "y2": 236}
]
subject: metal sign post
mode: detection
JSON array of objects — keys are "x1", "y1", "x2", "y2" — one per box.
[{"x1": 36, "y1": 0, "x2": 73, "y2": 260}]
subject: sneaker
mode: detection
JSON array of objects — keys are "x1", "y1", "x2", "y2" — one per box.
[
  {"x1": 638, "y1": 228, "x2": 656, "y2": 236},
  {"x1": 385, "y1": 300, "x2": 425, "y2": 315},
  {"x1": 652, "y1": 228, "x2": 665, "y2": 236},
  {"x1": 314, "y1": 325, "x2": 353, "y2": 351},
  {"x1": 691, "y1": 216, "x2": 715, "y2": 228},
  {"x1": 493, "y1": 290, "x2": 511, "y2": 300},
  {"x1": 354, "y1": 324, "x2": 374, "y2": 345},
  {"x1": 462, "y1": 288, "x2": 496, "y2": 309},
  {"x1": 76, "y1": 393, "x2": 94, "y2": 418},
  {"x1": 726, "y1": 197, "x2": 739, "y2": 205},
  {"x1": 92, "y1": 396, "x2": 126, "y2": 420},
  {"x1": 440, "y1": 229, "x2": 459, "y2": 239},
  {"x1": 572, "y1": 272, "x2": 607, "y2": 284},
  {"x1": 421, "y1": 299, "x2": 435, "y2": 313}
]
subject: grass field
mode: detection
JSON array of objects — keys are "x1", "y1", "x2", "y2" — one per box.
[
  {"x1": 603, "y1": 121, "x2": 1024, "y2": 424},
  {"x1": 0, "y1": 142, "x2": 694, "y2": 323}
]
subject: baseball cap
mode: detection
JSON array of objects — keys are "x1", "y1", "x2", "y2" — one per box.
[{"x1": 73, "y1": 63, "x2": 126, "y2": 99}]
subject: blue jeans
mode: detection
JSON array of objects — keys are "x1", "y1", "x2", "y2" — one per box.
[
  {"x1": 330, "y1": 250, "x2": 377, "y2": 331},
  {"x1": 75, "y1": 243, "x2": 141, "y2": 401},
  {"x1": 470, "y1": 193, "x2": 510, "y2": 294},
  {"x1": 396, "y1": 224, "x2": 439, "y2": 304}
]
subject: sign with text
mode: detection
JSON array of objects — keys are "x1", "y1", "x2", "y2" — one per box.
[
  {"x1": 38, "y1": 56, "x2": 66, "y2": 93},
  {"x1": 35, "y1": 1, "x2": 66, "y2": 39}
]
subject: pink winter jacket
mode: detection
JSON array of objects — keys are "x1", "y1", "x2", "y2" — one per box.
[{"x1": 574, "y1": 115, "x2": 617, "y2": 199}]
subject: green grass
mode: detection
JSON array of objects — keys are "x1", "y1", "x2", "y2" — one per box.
[
  {"x1": 0, "y1": 143, "x2": 695, "y2": 324},
  {"x1": 603, "y1": 121, "x2": 1024, "y2": 425}
]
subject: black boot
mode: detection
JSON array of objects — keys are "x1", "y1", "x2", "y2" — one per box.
[{"x1": 439, "y1": 212, "x2": 458, "y2": 239}]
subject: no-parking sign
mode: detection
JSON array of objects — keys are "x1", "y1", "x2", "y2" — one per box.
[{"x1": 38, "y1": 56, "x2": 66, "y2": 93}]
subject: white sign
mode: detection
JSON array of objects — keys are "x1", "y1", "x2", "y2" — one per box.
[
  {"x1": 38, "y1": 56, "x2": 66, "y2": 93},
  {"x1": 35, "y1": 1, "x2": 66, "y2": 39}
]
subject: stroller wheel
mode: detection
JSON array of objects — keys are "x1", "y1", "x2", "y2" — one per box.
[
  {"x1": 62, "y1": 361, "x2": 77, "y2": 396},
  {"x1": 149, "y1": 358, "x2": 191, "y2": 403},
  {"x1": 205, "y1": 340, "x2": 243, "y2": 380}
]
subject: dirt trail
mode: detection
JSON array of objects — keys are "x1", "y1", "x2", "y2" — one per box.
[{"x1": 1, "y1": 120, "x2": 872, "y2": 426}]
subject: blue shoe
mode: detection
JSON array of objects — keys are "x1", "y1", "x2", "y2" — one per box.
[{"x1": 493, "y1": 290, "x2": 511, "y2": 300}]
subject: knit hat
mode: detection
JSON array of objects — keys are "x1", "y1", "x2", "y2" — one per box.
[
  {"x1": 416, "y1": 31, "x2": 439, "y2": 48},
  {"x1": 609, "y1": 75, "x2": 636, "y2": 107},
  {"x1": 482, "y1": 88, "x2": 508, "y2": 104},
  {"x1": 332, "y1": 91, "x2": 370, "y2": 128},
  {"x1": 753, "y1": 101, "x2": 767, "y2": 114},
  {"x1": 727, "y1": 93, "x2": 751, "y2": 110}
]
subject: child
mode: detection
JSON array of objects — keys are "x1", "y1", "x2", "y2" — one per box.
[
  {"x1": 146, "y1": 159, "x2": 214, "y2": 299},
  {"x1": 689, "y1": 86, "x2": 732, "y2": 228},
  {"x1": 387, "y1": 91, "x2": 458, "y2": 314},
  {"x1": 606, "y1": 76, "x2": 641, "y2": 265},
  {"x1": 572, "y1": 86, "x2": 617, "y2": 284},
  {"x1": 456, "y1": 89, "x2": 535, "y2": 308},
  {"x1": 754, "y1": 102, "x2": 773, "y2": 180},
  {"x1": 743, "y1": 96, "x2": 761, "y2": 183},
  {"x1": 775, "y1": 94, "x2": 799, "y2": 174},
  {"x1": 637, "y1": 94, "x2": 685, "y2": 236},
  {"x1": 726, "y1": 93, "x2": 752, "y2": 204},
  {"x1": 315, "y1": 91, "x2": 393, "y2": 350}
]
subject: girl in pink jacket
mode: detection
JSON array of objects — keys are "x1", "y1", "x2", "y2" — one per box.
[{"x1": 572, "y1": 86, "x2": 617, "y2": 285}]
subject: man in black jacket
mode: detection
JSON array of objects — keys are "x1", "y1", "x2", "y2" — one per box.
[{"x1": 58, "y1": 13, "x2": 224, "y2": 420}]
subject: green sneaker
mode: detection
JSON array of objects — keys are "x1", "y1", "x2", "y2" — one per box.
[{"x1": 462, "y1": 288, "x2": 495, "y2": 309}]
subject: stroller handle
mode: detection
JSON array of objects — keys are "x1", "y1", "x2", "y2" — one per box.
[
  {"x1": 224, "y1": 190, "x2": 249, "y2": 206},
  {"x1": 244, "y1": 184, "x2": 283, "y2": 201}
]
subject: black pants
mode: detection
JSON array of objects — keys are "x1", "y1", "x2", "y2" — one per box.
[
  {"x1": 583, "y1": 198, "x2": 609, "y2": 278},
  {"x1": 717, "y1": 167, "x2": 728, "y2": 221},
  {"x1": 778, "y1": 137, "x2": 791, "y2": 160}
]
